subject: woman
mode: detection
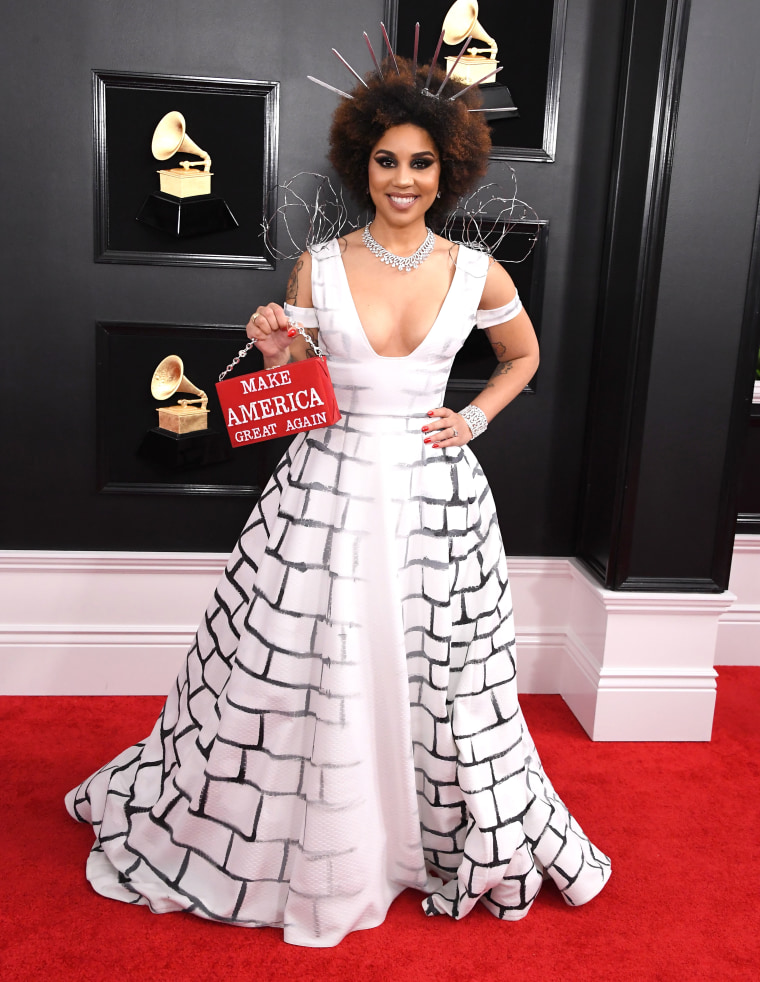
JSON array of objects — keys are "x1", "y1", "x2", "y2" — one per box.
[{"x1": 67, "y1": 56, "x2": 610, "y2": 948}]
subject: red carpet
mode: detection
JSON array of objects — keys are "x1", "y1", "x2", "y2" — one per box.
[{"x1": 2, "y1": 667, "x2": 758, "y2": 981}]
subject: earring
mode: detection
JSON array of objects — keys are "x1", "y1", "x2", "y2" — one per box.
[{"x1": 436, "y1": 191, "x2": 441, "y2": 199}]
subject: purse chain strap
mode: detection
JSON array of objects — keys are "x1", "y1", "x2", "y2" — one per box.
[{"x1": 218, "y1": 319, "x2": 325, "y2": 382}]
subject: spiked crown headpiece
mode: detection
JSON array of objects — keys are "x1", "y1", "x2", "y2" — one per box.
[{"x1": 307, "y1": 21, "x2": 501, "y2": 107}]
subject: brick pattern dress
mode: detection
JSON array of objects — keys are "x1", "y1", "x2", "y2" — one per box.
[{"x1": 66, "y1": 240, "x2": 611, "y2": 947}]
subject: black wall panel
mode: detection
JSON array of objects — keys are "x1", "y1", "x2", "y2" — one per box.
[
  {"x1": 738, "y1": 416, "x2": 760, "y2": 532},
  {"x1": 577, "y1": 0, "x2": 760, "y2": 590},
  {"x1": 625, "y1": 0, "x2": 760, "y2": 586}
]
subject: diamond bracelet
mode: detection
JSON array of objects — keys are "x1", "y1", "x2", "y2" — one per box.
[{"x1": 459, "y1": 404, "x2": 488, "y2": 440}]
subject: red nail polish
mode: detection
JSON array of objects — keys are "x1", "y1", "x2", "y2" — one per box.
[
  {"x1": 432, "y1": 443, "x2": 440, "y2": 448},
  {"x1": 424, "y1": 438, "x2": 431, "y2": 444},
  {"x1": 427, "y1": 411, "x2": 435, "y2": 417},
  {"x1": 287, "y1": 328, "x2": 297, "y2": 337},
  {"x1": 421, "y1": 426, "x2": 429, "y2": 432}
]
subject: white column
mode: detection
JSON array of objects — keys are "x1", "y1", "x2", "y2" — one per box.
[{"x1": 561, "y1": 560, "x2": 735, "y2": 741}]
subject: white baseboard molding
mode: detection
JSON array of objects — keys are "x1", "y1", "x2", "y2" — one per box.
[
  {"x1": 513, "y1": 631, "x2": 568, "y2": 694},
  {"x1": 562, "y1": 625, "x2": 718, "y2": 741},
  {"x1": 715, "y1": 607, "x2": 760, "y2": 665},
  {"x1": 0, "y1": 551, "x2": 225, "y2": 696},
  {"x1": 559, "y1": 561, "x2": 733, "y2": 740},
  {"x1": 1, "y1": 547, "x2": 758, "y2": 740},
  {"x1": 0, "y1": 625, "x2": 196, "y2": 695},
  {"x1": 715, "y1": 534, "x2": 760, "y2": 665}
]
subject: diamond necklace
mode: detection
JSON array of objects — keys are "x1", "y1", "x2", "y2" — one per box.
[{"x1": 362, "y1": 224, "x2": 435, "y2": 272}]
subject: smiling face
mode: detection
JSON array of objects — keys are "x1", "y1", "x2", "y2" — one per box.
[{"x1": 367, "y1": 123, "x2": 441, "y2": 229}]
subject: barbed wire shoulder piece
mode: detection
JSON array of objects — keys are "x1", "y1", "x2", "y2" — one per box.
[
  {"x1": 262, "y1": 172, "x2": 370, "y2": 262},
  {"x1": 262, "y1": 170, "x2": 540, "y2": 271},
  {"x1": 442, "y1": 170, "x2": 541, "y2": 268}
]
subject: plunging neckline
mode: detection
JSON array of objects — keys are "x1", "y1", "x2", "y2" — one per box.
[{"x1": 337, "y1": 244, "x2": 463, "y2": 360}]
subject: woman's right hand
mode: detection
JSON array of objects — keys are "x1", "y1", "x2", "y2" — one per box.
[{"x1": 246, "y1": 303, "x2": 298, "y2": 363}]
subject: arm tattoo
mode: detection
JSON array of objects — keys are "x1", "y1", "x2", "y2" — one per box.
[
  {"x1": 284, "y1": 258, "x2": 303, "y2": 305},
  {"x1": 483, "y1": 337, "x2": 514, "y2": 389},
  {"x1": 483, "y1": 358, "x2": 514, "y2": 390},
  {"x1": 491, "y1": 360, "x2": 514, "y2": 378}
]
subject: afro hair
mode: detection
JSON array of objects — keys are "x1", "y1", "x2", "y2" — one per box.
[{"x1": 328, "y1": 57, "x2": 491, "y2": 226}]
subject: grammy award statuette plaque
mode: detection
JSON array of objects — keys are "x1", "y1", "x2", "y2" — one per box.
[
  {"x1": 136, "y1": 111, "x2": 238, "y2": 238},
  {"x1": 442, "y1": 1, "x2": 518, "y2": 120},
  {"x1": 138, "y1": 354, "x2": 231, "y2": 470}
]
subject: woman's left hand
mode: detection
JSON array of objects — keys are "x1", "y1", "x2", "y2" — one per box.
[{"x1": 422, "y1": 407, "x2": 471, "y2": 448}]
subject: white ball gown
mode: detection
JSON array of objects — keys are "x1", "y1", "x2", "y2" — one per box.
[{"x1": 66, "y1": 239, "x2": 611, "y2": 947}]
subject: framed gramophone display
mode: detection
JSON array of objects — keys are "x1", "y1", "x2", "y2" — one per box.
[
  {"x1": 96, "y1": 321, "x2": 290, "y2": 496},
  {"x1": 383, "y1": 0, "x2": 567, "y2": 161},
  {"x1": 93, "y1": 71, "x2": 279, "y2": 267}
]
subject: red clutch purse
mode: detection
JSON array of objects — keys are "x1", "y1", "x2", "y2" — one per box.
[{"x1": 215, "y1": 323, "x2": 341, "y2": 447}]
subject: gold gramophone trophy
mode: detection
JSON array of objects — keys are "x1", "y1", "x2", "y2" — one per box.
[
  {"x1": 138, "y1": 354, "x2": 231, "y2": 470},
  {"x1": 136, "y1": 111, "x2": 238, "y2": 237},
  {"x1": 442, "y1": 1, "x2": 517, "y2": 118},
  {"x1": 152, "y1": 111, "x2": 213, "y2": 198},
  {"x1": 151, "y1": 355, "x2": 209, "y2": 434}
]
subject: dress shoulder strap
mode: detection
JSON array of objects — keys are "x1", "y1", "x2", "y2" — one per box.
[
  {"x1": 448, "y1": 242, "x2": 491, "y2": 314},
  {"x1": 308, "y1": 238, "x2": 343, "y2": 314},
  {"x1": 452, "y1": 242, "x2": 491, "y2": 278},
  {"x1": 309, "y1": 237, "x2": 342, "y2": 262}
]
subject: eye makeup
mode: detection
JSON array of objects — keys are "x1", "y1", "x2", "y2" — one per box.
[{"x1": 372, "y1": 151, "x2": 437, "y2": 168}]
